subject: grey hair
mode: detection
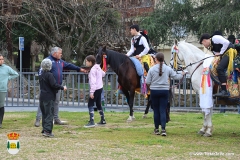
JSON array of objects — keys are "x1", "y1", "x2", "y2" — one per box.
[
  {"x1": 50, "y1": 47, "x2": 62, "y2": 55},
  {"x1": 41, "y1": 59, "x2": 52, "y2": 71}
]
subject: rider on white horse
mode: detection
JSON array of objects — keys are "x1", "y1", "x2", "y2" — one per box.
[
  {"x1": 170, "y1": 41, "x2": 214, "y2": 136},
  {"x1": 200, "y1": 33, "x2": 237, "y2": 97}
]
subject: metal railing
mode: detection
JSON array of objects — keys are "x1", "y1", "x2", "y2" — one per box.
[{"x1": 4, "y1": 72, "x2": 240, "y2": 111}]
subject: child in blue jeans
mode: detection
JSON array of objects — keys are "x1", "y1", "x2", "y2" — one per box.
[{"x1": 146, "y1": 52, "x2": 186, "y2": 136}]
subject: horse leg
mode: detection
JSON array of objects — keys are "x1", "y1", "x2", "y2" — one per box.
[
  {"x1": 204, "y1": 108, "x2": 213, "y2": 137},
  {"x1": 126, "y1": 90, "x2": 135, "y2": 122},
  {"x1": 121, "y1": 88, "x2": 134, "y2": 122},
  {"x1": 143, "y1": 95, "x2": 151, "y2": 118},
  {"x1": 198, "y1": 112, "x2": 207, "y2": 135}
]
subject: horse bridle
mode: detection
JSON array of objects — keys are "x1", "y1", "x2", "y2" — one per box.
[
  {"x1": 171, "y1": 46, "x2": 221, "y2": 92},
  {"x1": 99, "y1": 50, "x2": 125, "y2": 74},
  {"x1": 170, "y1": 45, "x2": 200, "y2": 89},
  {"x1": 171, "y1": 45, "x2": 204, "y2": 75}
]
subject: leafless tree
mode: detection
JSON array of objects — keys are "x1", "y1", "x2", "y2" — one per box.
[
  {"x1": 1, "y1": 0, "x2": 23, "y2": 64},
  {"x1": 1, "y1": 0, "x2": 155, "y2": 65},
  {"x1": 0, "y1": 0, "x2": 122, "y2": 63},
  {"x1": 30, "y1": 40, "x2": 41, "y2": 71},
  {"x1": 9, "y1": 0, "x2": 121, "y2": 63}
]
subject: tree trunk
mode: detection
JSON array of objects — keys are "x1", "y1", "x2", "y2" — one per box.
[
  {"x1": 61, "y1": 44, "x2": 72, "y2": 62},
  {"x1": 78, "y1": 47, "x2": 85, "y2": 65},
  {"x1": 31, "y1": 55, "x2": 36, "y2": 72},
  {"x1": 6, "y1": 22, "x2": 13, "y2": 64}
]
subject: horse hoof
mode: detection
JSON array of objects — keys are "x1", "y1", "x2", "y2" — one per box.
[
  {"x1": 126, "y1": 116, "x2": 133, "y2": 122},
  {"x1": 197, "y1": 130, "x2": 205, "y2": 136},
  {"x1": 126, "y1": 119, "x2": 132, "y2": 122},
  {"x1": 142, "y1": 114, "x2": 147, "y2": 118},
  {"x1": 132, "y1": 116, "x2": 136, "y2": 120},
  {"x1": 126, "y1": 119, "x2": 132, "y2": 123},
  {"x1": 203, "y1": 133, "x2": 212, "y2": 137}
]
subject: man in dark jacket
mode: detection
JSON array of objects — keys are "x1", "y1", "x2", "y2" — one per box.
[
  {"x1": 39, "y1": 59, "x2": 67, "y2": 137},
  {"x1": 35, "y1": 47, "x2": 86, "y2": 126}
]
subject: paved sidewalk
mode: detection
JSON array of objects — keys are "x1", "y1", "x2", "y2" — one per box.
[
  {"x1": 5, "y1": 106, "x2": 88, "y2": 112},
  {"x1": 5, "y1": 105, "x2": 133, "y2": 113}
]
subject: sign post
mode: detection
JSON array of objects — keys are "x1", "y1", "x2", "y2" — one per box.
[{"x1": 19, "y1": 37, "x2": 24, "y2": 98}]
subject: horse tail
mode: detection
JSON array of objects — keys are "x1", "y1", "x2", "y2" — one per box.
[{"x1": 143, "y1": 62, "x2": 149, "y2": 72}]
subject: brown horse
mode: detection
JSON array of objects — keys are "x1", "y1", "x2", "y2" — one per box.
[{"x1": 96, "y1": 46, "x2": 152, "y2": 121}]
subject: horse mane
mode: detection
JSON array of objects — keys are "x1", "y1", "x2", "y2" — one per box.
[
  {"x1": 176, "y1": 41, "x2": 205, "y2": 93},
  {"x1": 178, "y1": 41, "x2": 205, "y2": 60},
  {"x1": 106, "y1": 49, "x2": 132, "y2": 73}
]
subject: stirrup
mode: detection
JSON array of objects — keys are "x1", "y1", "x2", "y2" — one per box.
[{"x1": 213, "y1": 91, "x2": 229, "y2": 97}]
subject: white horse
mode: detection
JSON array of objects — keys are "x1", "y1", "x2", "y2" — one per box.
[{"x1": 170, "y1": 40, "x2": 213, "y2": 137}]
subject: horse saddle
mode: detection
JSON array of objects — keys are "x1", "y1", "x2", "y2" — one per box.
[
  {"x1": 140, "y1": 55, "x2": 155, "y2": 76},
  {"x1": 129, "y1": 55, "x2": 155, "y2": 76},
  {"x1": 210, "y1": 55, "x2": 240, "y2": 98}
]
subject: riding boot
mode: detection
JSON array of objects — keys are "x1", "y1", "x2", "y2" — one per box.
[{"x1": 213, "y1": 85, "x2": 228, "y2": 97}]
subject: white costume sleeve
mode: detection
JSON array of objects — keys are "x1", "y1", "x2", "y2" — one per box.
[
  {"x1": 126, "y1": 39, "x2": 135, "y2": 56},
  {"x1": 139, "y1": 36, "x2": 150, "y2": 57},
  {"x1": 212, "y1": 35, "x2": 230, "y2": 55}
]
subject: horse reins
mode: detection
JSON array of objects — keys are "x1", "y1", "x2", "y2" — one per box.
[
  {"x1": 170, "y1": 61, "x2": 203, "y2": 90},
  {"x1": 182, "y1": 55, "x2": 221, "y2": 86},
  {"x1": 171, "y1": 46, "x2": 221, "y2": 90},
  {"x1": 185, "y1": 61, "x2": 203, "y2": 92},
  {"x1": 183, "y1": 54, "x2": 221, "y2": 69},
  {"x1": 171, "y1": 51, "x2": 221, "y2": 92},
  {"x1": 101, "y1": 52, "x2": 125, "y2": 75}
]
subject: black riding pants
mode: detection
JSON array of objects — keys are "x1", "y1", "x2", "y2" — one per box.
[{"x1": 217, "y1": 55, "x2": 229, "y2": 83}]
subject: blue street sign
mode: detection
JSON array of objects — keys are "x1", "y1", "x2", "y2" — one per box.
[{"x1": 19, "y1": 37, "x2": 24, "y2": 51}]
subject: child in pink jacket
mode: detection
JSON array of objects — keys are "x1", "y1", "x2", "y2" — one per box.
[{"x1": 84, "y1": 55, "x2": 106, "y2": 128}]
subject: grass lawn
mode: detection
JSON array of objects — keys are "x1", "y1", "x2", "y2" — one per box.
[{"x1": 0, "y1": 111, "x2": 239, "y2": 160}]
